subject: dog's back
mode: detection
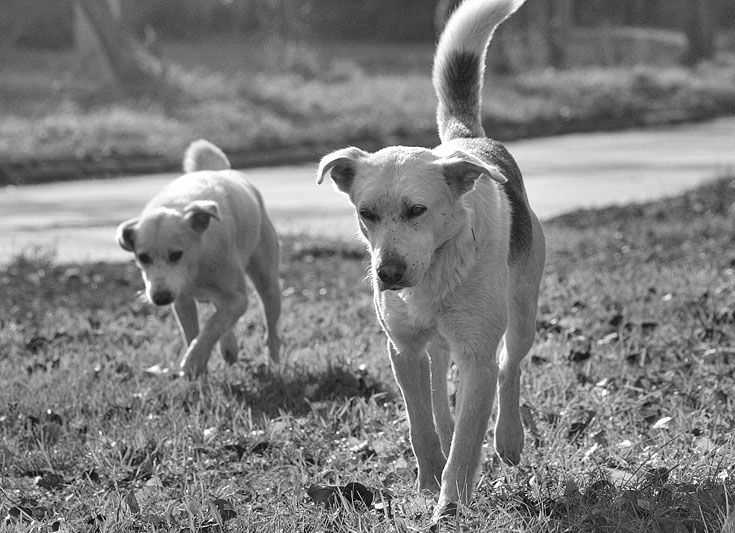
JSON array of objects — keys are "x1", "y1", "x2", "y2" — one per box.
[
  {"x1": 432, "y1": 0, "x2": 534, "y2": 262},
  {"x1": 183, "y1": 139, "x2": 231, "y2": 173}
]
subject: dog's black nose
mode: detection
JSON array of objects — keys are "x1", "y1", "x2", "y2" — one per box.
[
  {"x1": 151, "y1": 290, "x2": 174, "y2": 306},
  {"x1": 377, "y1": 261, "x2": 406, "y2": 288}
]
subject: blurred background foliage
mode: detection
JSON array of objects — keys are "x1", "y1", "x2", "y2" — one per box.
[
  {"x1": 2, "y1": 0, "x2": 733, "y2": 53},
  {"x1": 0, "y1": 0, "x2": 733, "y2": 179}
]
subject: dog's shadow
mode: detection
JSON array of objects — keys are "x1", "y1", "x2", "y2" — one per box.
[{"x1": 159, "y1": 359, "x2": 392, "y2": 419}]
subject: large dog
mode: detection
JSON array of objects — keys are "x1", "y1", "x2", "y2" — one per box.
[
  {"x1": 317, "y1": 0, "x2": 544, "y2": 519},
  {"x1": 117, "y1": 139, "x2": 281, "y2": 377}
]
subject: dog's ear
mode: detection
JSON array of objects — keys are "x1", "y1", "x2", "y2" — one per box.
[
  {"x1": 184, "y1": 200, "x2": 220, "y2": 232},
  {"x1": 116, "y1": 218, "x2": 139, "y2": 252},
  {"x1": 316, "y1": 147, "x2": 368, "y2": 194},
  {"x1": 436, "y1": 150, "x2": 507, "y2": 197}
]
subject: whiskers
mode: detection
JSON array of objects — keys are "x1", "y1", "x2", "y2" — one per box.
[
  {"x1": 363, "y1": 261, "x2": 375, "y2": 289},
  {"x1": 135, "y1": 290, "x2": 150, "y2": 304}
]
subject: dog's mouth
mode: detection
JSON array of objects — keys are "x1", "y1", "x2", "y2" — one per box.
[
  {"x1": 379, "y1": 282, "x2": 405, "y2": 292},
  {"x1": 376, "y1": 277, "x2": 414, "y2": 292}
]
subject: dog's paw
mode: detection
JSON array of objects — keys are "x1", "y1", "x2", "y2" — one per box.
[
  {"x1": 179, "y1": 341, "x2": 210, "y2": 378},
  {"x1": 431, "y1": 499, "x2": 458, "y2": 529},
  {"x1": 494, "y1": 421, "x2": 524, "y2": 465},
  {"x1": 219, "y1": 332, "x2": 239, "y2": 365},
  {"x1": 417, "y1": 473, "x2": 442, "y2": 495}
]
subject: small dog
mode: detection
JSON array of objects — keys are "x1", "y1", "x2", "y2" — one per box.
[
  {"x1": 117, "y1": 139, "x2": 281, "y2": 377},
  {"x1": 317, "y1": 0, "x2": 544, "y2": 519}
]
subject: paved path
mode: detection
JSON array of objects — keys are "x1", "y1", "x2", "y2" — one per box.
[{"x1": 1, "y1": 117, "x2": 734, "y2": 264}]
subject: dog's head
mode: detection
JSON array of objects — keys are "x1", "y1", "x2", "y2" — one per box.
[
  {"x1": 116, "y1": 200, "x2": 220, "y2": 305},
  {"x1": 317, "y1": 146, "x2": 506, "y2": 291}
]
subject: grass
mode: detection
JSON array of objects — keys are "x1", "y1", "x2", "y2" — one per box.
[
  {"x1": 2, "y1": 175, "x2": 735, "y2": 531},
  {"x1": 1, "y1": 37, "x2": 734, "y2": 183}
]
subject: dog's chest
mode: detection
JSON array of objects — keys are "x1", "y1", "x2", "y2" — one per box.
[{"x1": 379, "y1": 288, "x2": 441, "y2": 334}]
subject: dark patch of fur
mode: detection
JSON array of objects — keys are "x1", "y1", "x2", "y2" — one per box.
[
  {"x1": 436, "y1": 52, "x2": 485, "y2": 140},
  {"x1": 442, "y1": 138, "x2": 533, "y2": 262}
]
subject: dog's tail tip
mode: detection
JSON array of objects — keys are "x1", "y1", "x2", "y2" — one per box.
[
  {"x1": 433, "y1": 0, "x2": 526, "y2": 142},
  {"x1": 183, "y1": 139, "x2": 232, "y2": 173}
]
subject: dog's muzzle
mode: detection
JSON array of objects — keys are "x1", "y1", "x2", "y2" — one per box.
[{"x1": 376, "y1": 260, "x2": 408, "y2": 291}]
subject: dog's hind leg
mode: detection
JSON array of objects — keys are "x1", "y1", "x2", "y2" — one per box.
[
  {"x1": 389, "y1": 338, "x2": 447, "y2": 493},
  {"x1": 427, "y1": 335, "x2": 454, "y2": 458},
  {"x1": 246, "y1": 237, "x2": 282, "y2": 364},
  {"x1": 495, "y1": 240, "x2": 545, "y2": 464}
]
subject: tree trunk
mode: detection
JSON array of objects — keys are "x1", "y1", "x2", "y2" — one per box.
[
  {"x1": 548, "y1": 0, "x2": 573, "y2": 69},
  {"x1": 682, "y1": 0, "x2": 716, "y2": 65},
  {"x1": 76, "y1": 0, "x2": 166, "y2": 97}
]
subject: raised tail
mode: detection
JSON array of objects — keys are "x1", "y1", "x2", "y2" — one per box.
[
  {"x1": 432, "y1": 0, "x2": 525, "y2": 143},
  {"x1": 182, "y1": 139, "x2": 231, "y2": 173}
]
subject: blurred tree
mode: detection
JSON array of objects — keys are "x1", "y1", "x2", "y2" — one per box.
[
  {"x1": 1, "y1": 0, "x2": 73, "y2": 51},
  {"x1": 682, "y1": 0, "x2": 716, "y2": 64},
  {"x1": 76, "y1": 0, "x2": 168, "y2": 97},
  {"x1": 548, "y1": 0, "x2": 572, "y2": 68}
]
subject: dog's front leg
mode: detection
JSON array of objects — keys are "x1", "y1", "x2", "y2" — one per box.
[
  {"x1": 427, "y1": 336, "x2": 453, "y2": 457},
  {"x1": 388, "y1": 338, "x2": 447, "y2": 493},
  {"x1": 173, "y1": 296, "x2": 199, "y2": 345},
  {"x1": 434, "y1": 327, "x2": 504, "y2": 520},
  {"x1": 179, "y1": 293, "x2": 248, "y2": 377}
]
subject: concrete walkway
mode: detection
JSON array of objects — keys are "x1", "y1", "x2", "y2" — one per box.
[{"x1": 1, "y1": 117, "x2": 734, "y2": 264}]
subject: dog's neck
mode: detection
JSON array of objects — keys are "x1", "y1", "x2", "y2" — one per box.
[{"x1": 398, "y1": 213, "x2": 477, "y2": 310}]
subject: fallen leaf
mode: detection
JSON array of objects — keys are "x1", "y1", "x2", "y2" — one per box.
[
  {"x1": 124, "y1": 490, "x2": 140, "y2": 514},
  {"x1": 568, "y1": 335, "x2": 592, "y2": 362},
  {"x1": 35, "y1": 470, "x2": 65, "y2": 490},
  {"x1": 307, "y1": 483, "x2": 338, "y2": 505},
  {"x1": 250, "y1": 441, "x2": 270, "y2": 455},
  {"x1": 694, "y1": 435, "x2": 717, "y2": 453},
  {"x1": 210, "y1": 499, "x2": 236, "y2": 522},
  {"x1": 307, "y1": 482, "x2": 377, "y2": 511}
]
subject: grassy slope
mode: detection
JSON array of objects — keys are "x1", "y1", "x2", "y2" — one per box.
[
  {"x1": 1, "y1": 176, "x2": 735, "y2": 531},
  {"x1": 1, "y1": 40, "x2": 734, "y2": 183}
]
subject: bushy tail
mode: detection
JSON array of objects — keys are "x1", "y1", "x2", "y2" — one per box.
[
  {"x1": 183, "y1": 139, "x2": 231, "y2": 173},
  {"x1": 432, "y1": 0, "x2": 525, "y2": 143}
]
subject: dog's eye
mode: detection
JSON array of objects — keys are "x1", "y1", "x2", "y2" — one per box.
[
  {"x1": 169, "y1": 251, "x2": 183, "y2": 263},
  {"x1": 359, "y1": 208, "x2": 378, "y2": 222},
  {"x1": 407, "y1": 204, "x2": 427, "y2": 219},
  {"x1": 138, "y1": 253, "x2": 152, "y2": 265}
]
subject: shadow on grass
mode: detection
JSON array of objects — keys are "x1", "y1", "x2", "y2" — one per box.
[{"x1": 219, "y1": 360, "x2": 391, "y2": 418}]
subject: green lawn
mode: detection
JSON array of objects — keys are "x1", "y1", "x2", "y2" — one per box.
[
  {"x1": 1, "y1": 175, "x2": 734, "y2": 531},
  {"x1": 1, "y1": 38, "x2": 734, "y2": 184}
]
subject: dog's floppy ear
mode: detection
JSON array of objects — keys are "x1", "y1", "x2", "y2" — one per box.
[
  {"x1": 316, "y1": 147, "x2": 368, "y2": 194},
  {"x1": 184, "y1": 200, "x2": 220, "y2": 232},
  {"x1": 116, "y1": 218, "x2": 139, "y2": 252},
  {"x1": 436, "y1": 150, "x2": 507, "y2": 197}
]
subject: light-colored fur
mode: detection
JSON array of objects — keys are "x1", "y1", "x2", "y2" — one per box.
[
  {"x1": 316, "y1": 0, "x2": 544, "y2": 520},
  {"x1": 117, "y1": 139, "x2": 281, "y2": 377}
]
